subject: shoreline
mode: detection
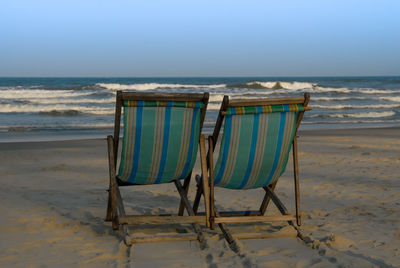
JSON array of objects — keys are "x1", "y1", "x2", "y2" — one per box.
[{"x1": 1, "y1": 125, "x2": 399, "y2": 144}]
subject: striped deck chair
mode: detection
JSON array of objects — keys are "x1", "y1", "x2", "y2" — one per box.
[
  {"x1": 106, "y1": 91, "x2": 210, "y2": 245},
  {"x1": 193, "y1": 93, "x2": 311, "y2": 243}
]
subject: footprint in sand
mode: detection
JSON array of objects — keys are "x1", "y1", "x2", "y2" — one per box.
[{"x1": 323, "y1": 234, "x2": 355, "y2": 249}]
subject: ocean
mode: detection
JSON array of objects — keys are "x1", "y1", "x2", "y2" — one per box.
[{"x1": 1, "y1": 77, "x2": 400, "y2": 142}]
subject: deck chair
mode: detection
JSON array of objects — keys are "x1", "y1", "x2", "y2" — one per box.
[
  {"x1": 194, "y1": 93, "x2": 311, "y2": 243},
  {"x1": 106, "y1": 91, "x2": 210, "y2": 245}
]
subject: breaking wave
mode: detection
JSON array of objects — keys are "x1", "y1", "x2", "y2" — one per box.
[
  {"x1": 96, "y1": 83, "x2": 226, "y2": 91},
  {"x1": 243, "y1": 81, "x2": 317, "y2": 90},
  {"x1": 0, "y1": 104, "x2": 114, "y2": 115},
  {"x1": 0, "y1": 89, "x2": 95, "y2": 99},
  {"x1": 3, "y1": 123, "x2": 115, "y2": 133},
  {"x1": 2, "y1": 77, "x2": 400, "y2": 136},
  {"x1": 310, "y1": 111, "x2": 395, "y2": 119},
  {"x1": 312, "y1": 104, "x2": 400, "y2": 110},
  {"x1": 378, "y1": 96, "x2": 400, "y2": 102}
]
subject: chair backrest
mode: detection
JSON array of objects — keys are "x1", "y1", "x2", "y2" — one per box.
[
  {"x1": 114, "y1": 91, "x2": 209, "y2": 185},
  {"x1": 212, "y1": 94, "x2": 310, "y2": 190}
]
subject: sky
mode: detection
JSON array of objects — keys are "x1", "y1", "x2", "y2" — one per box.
[{"x1": 0, "y1": 0, "x2": 399, "y2": 77}]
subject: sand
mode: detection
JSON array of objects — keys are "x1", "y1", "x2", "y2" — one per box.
[{"x1": 0, "y1": 127, "x2": 399, "y2": 267}]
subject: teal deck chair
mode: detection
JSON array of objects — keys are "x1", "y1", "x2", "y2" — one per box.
[
  {"x1": 194, "y1": 93, "x2": 311, "y2": 243},
  {"x1": 106, "y1": 91, "x2": 210, "y2": 245}
]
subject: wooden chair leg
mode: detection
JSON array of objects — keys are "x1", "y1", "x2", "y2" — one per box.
[
  {"x1": 214, "y1": 207, "x2": 235, "y2": 244},
  {"x1": 193, "y1": 175, "x2": 203, "y2": 214},
  {"x1": 110, "y1": 182, "x2": 119, "y2": 230},
  {"x1": 293, "y1": 137, "x2": 301, "y2": 226},
  {"x1": 263, "y1": 186, "x2": 293, "y2": 227},
  {"x1": 259, "y1": 182, "x2": 277, "y2": 216},
  {"x1": 263, "y1": 186, "x2": 307, "y2": 241},
  {"x1": 178, "y1": 174, "x2": 192, "y2": 216},
  {"x1": 107, "y1": 136, "x2": 119, "y2": 230},
  {"x1": 105, "y1": 188, "x2": 112, "y2": 221},
  {"x1": 174, "y1": 180, "x2": 204, "y2": 242},
  {"x1": 208, "y1": 136, "x2": 215, "y2": 230},
  {"x1": 116, "y1": 187, "x2": 132, "y2": 246}
]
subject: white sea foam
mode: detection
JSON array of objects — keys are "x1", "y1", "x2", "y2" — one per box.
[
  {"x1": 347, "y1": 111, "x2": 396, "y2": 118},
  {"x1": 355, "y1": 88, "x2": 400, "y2": 94},
  {"x1": 28, "y1": 98, "x2": 114, "y2": 105},
  {"x1": 234, "y1": 90, "x2": 277, "y2": 95},
  {"x1": 1, "y1": 122, "x2": 115, "y2": 132},
  {"x1": 312, "y1": 96, "x2": 368, "y2": 101},
  {"x1": 298, "y1": 86, "x2": 399, "y2": 94},
  {"x1": 303, "y1": 119, "x2": 400, "y2": 125},
  {"x1": 2, "y1": 79, "x2": 400, "y2": 132},
  {"x1": 378, "y1": 96, "x2": 400, "y2": 102},
  {"x1": 0, "y1": 104, "x2": 114, "y2": 115},
  {"x1": 206, "y1": 103, "x2": 223, "y2": 110},
  {"x1": 96, "y1": 83, "x2": 226, "y2": 91},
  {"x1": 0, "y1": 89, "x2": 95, "y2": 99},
  {"x1": 313, "y1": 104, "x2": 400, "y2": 110},
  {"x1": 311, "y1": 111, "x2": 395, "y2": 119},
  {"x1": 241, "y1": 85, "x2": 353, "y2": 94},
  {"x1": 209, "y1": 94, "x2": 225, "y2": 103},
  {"x1": 312, "y1": 87, "x2": 351, "y2": 93}
]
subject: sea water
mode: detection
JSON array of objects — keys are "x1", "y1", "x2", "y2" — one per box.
[{"x1": 1, "y1": 77, "x2": 400, "y2": 142}]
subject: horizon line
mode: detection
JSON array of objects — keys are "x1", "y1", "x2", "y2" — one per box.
[{"x1": 1, "y1": 75, "x2": 400, "y2": 79}]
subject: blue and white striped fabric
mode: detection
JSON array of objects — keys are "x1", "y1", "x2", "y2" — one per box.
[
  {"x1": 213, "y1": 104, "x2": 301, "y2": 189},
  {"x1": 117, "y1": 100, "x2": 204, "y2": 185}
]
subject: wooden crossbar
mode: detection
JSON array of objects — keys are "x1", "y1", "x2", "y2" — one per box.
[
  {"x1": 197, "y1": 210, "x2": 261, "y2": 217},
  {"x1": 214, "y1": 215, "x2": 296, "y2": 224},
  {"x1": 120, "y1": 92, "x2": 206, "y2": 102},
  {"x1": 119, "y1": 215, "x2": 206, "y2": 225}
]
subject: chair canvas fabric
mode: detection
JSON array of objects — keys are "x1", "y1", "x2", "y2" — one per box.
[
  {"x1": 117, "y1": 100, "x2": 203, "y2": 185},
  {"x1": 213, "y1": 104, "x2": 304, "y2": 189}
]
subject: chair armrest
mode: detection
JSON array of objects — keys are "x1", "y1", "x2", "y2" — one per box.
[
  {"x1": 199, "y1": 135, "x2": 211, "y2": 227},
  {"x1": 207, "y1": 136, "x2": 214, "y2": 183},
  {"x1": 107, "y1": 135, "x2": 117, "y2": 182},
  {"x1": 199, "y1": 135, "x2": 208, "y2": 180},
  {"x1": 199, "y1": 134, "x2": 216, "y2": 179}
]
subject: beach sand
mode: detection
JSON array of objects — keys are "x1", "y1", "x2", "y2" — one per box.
[{"x1": 0, "y1": 127, "x2": 399, "y2": 267}]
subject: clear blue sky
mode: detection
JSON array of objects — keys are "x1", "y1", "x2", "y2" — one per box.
[{"x1": 1, "y1": 0, "x2": 399, "y2": 77}]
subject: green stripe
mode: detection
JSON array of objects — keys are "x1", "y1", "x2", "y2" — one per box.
[
  {"x1": 252, "y1": 113, "x2": 281, "y2": 188},
  {"x1": 223, "y1": 115, "x2": 253, "y2": 189},
  {"x1": 225, "y1": 104, "x2": 304, "y2": 115},
  {"x1": 272, "y1": 112, "x2": 297, "y2": 184},
  {"x1": 131, "y1": 107, "x2": 155, "y2": 184},
  {"x1": 173, "y1": 109, "x2": 192, "y2": 178},
  {"x1": 124, "y1": 100, "x2": 205, "y2": 108},
  {"x1": 244, "y1": 112, "x2": 269, "y2": 188},
  {"x1": 159, "y1": 108, "x2": 186, "y2": 183},
  {"x1": 147, "y1": 107, "x2": 165, "y2": 183}
]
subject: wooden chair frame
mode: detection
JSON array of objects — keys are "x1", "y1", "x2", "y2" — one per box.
[
  {"x1": 106, "y1": 91, "x2": 210, "y2": 245},
  {"x1": 193, "y1": 93, "x2": 311, "y2": 243}
]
